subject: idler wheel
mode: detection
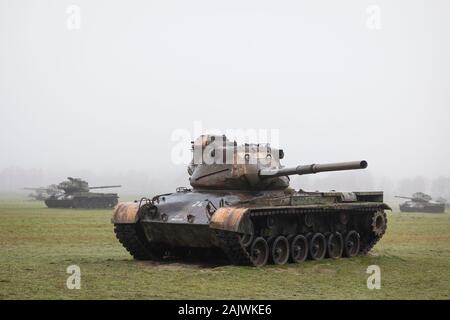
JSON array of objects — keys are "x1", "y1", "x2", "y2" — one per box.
[
  {"x1": 371, "y1": 211, "x2": 387, "y2": 236},
  {"x1": 270, "y1": 236, "x2": 289, "y2": 265},
  {"x1": 290, "y1": 235, "x2": 308, "y2": 263},
  {"x1": 250, "y1": 237, "x2": 269, "y2": 267},
  {"x1": 344, "y1": 230, "x2": 360, "y2": 257},
  {"x1": 309, "y1": 233, "x2": 326, "y2": 260},
  {"x1": 327, "y1": 232, "x2": 343, "y2": 259}
]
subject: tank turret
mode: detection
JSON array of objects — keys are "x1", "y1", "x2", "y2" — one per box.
[
  {"x1": 56, "y1": 177, "x2": 121, "y2": 194},
  {"x1": 395, "y1": 192, "x2": 432, "y2": 203},
  {"x1": 189, "y1": 135, "x2": 368, "y2": 190},
  {"x1": 57, "y1": 177, "x2": 90, "y2": 194}
]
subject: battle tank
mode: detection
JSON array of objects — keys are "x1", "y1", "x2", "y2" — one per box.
[
  {"x1": 42, "y1": 177, "x2": 121, "y2": 209},
  {"x1": 24, "y1": 184, "x2": 60, "y2": 201},
  {"x1": 435, "y1": 197, "x2": 450, "y2": 210},
  {"x1": 112, "y1": 135, "x2": 389, "y2": 266},
  {"x1": 395, "y1": 192, "x2": 445, "y2": 213}
]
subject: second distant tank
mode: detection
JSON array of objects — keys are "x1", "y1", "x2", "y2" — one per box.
[
  {"x1": 395, "y1": 192, "x2": 445, "y2": 213},
  {"x1": 24, "y1": 184, "x2": 60, "y2": 201},
  {"x1": 435, "y1": 197, "x2": 450, "y2": 210},
  {"x1": 41, "y1": 177, "x2": 121, "y2": 209}
]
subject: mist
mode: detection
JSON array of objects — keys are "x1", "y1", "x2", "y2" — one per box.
[{"x1": 1, "y1": 1, "x2": 449, "y2": 198}]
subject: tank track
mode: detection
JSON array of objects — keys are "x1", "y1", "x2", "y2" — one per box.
[
  {"x1": 215, "y1": 208, "x2": 387, "y2": 266},
  {"x1": 115, "y1": 209, "x2": 387, "y2": 266},
  {"x1": 114, "y1": 223, "x2": 163, "y2": 260},
  {"x1": 214, "y1": 230, "x2": 253, "y2": 266}
]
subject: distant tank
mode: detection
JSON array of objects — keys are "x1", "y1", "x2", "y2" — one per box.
[
  {"x1": 39, "y1": 177, "x2": 121, "y2": 209},
  {"x1": 112, "y1": 135, "x2": 389, "y2": 267},
  {"x1": 435, "y1": 197, "x2": 450, "y2": 210},
  {"x1": 395, "y1": 192, "x2": 445, "y2": 213},
  {"x1": 24, "y1": 184, "x2": 60, "y2": 201}
]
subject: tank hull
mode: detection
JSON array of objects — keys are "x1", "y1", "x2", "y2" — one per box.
[
  {"x1": 141, "y1": 222, "x2": 217, "y2": 248},
  {"x1": 399, "y1": 203, "x2": 445, "y2": 213},
  {"x1": 45, "y1": 193, "x2": 119, "y2": 209},
  {"x1": 45, "y1": 199, "x2": 73, "y2": 208},
  {"x1": 113, "y1": 189, "x2": 389, "y2": 266}
]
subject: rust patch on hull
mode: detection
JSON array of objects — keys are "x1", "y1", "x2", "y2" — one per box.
[
  {"x1": 111, "y1": 202, "x2": 140, "y2": 224},
  {"x1": 210, "y1": 207, "x2": 249, "y2": 233}
]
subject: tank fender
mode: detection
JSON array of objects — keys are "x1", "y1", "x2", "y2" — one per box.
[
  {"x1": 111, "y1": 202, "x2": 140, "y2": 224},
  {"x1": 209, "y1": 207, "x2": 252, "y2": 234}
]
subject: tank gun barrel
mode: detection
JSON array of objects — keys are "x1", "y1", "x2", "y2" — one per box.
[
  {"x1": 395, "y1": 196, "x2": 413, "y2": 200},
  {"x1": 88, "y1": 185, "x2": 121, "y2": 190},
  {"x1": 259, "y1": 160, "x2": 368, "y2": 178},
  {"x1": 24, "y1": 187, "x2": 50, "y2": 191}
]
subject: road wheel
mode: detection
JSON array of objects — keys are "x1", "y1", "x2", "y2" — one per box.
[
  {"x1": 309, "y1": 233, "x2": 326, "y2": 260},
  {"x1": 290, "y1": 234, "x2": 308, "y2": 263},
  {"x1": 250, "y1": 237, "x2": 269, "y2": 267},
  {"x1": 344, "y1": 230, "x2": 360, "y2": 257},
  {"x1": 271, "y1": 236, "x2": 289, "y2": 265},
  {"x1": 327, "y1": 232, "x2": 343, "y2": 259}
]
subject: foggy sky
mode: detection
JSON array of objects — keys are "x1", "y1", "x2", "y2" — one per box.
[{"x1": 1, "y1": 1, "x2": 449, "y2": 193}]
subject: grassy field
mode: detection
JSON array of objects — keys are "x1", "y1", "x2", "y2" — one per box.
[{"x1": 0, "y1": 196, "x2": 449, "y2": 300}]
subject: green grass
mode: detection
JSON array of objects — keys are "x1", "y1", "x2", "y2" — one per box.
[{"x1": 0, "y1": 197, "x2": 449, "y2": 300}]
